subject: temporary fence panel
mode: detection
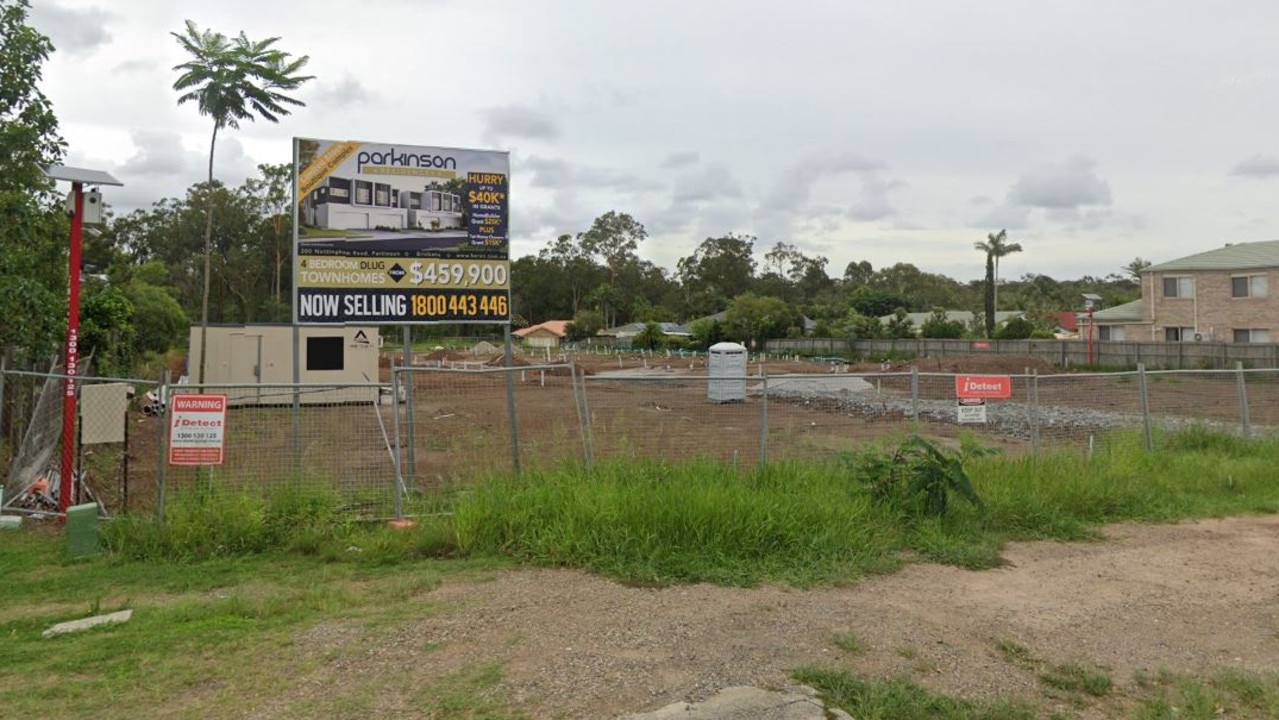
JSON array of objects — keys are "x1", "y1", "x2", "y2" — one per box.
[{"x1": 159, "y1": 382, "x2": 398, "y2": 518}]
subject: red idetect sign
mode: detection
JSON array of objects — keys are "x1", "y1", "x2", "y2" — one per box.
[
  {"x1": 168, "y1": 394, "x2": 228, "y2": 465},
  {"x1": 954, "y1": 374, "x2": 1012, "y2": 399}
]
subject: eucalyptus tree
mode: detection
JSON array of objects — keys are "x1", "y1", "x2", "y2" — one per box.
[{"x1": 171, "y1": 20, "x2": 312, "y2": 382}]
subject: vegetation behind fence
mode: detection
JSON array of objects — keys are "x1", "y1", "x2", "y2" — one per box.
[{"x1": 765, "y1": 337, "x2": 1279, "y2": 370}]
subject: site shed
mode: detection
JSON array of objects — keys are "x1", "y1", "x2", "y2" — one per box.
[{"x1": 187, "y1": 324, "x2": 380, "y2": 405}]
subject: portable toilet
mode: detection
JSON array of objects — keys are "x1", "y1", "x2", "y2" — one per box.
[{"x1": 707, "y1": 342, "x2": 748, "y2": 402}]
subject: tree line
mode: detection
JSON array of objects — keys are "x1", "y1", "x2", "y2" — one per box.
[{"x1": 1, "y1": 0, "x2": 1144, "y2": 376}]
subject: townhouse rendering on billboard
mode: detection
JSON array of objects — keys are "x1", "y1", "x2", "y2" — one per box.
[{"x1": 293, "y1": 138, "x2": 510, "y2": 325}]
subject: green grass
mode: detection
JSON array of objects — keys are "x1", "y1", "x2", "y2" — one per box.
[
  {"x1": 797, "y1": 666, "x2": 1279, "y2": 720},
  {"x1": 793, "y1": 668, "x2": 1035, "y2": 720},
  {"x1": 0, "y1": 525, "x2": 508, "y2": 719},
  {"x1": 1038, "y1": 662, "x2": 1113, "y2": 697},
  {"x1": 831, "y1": 630, "x2": 867, "y2": 654},
  {"x1": 1132, "y1": 669, "x2": 1279, "y2": 720}
]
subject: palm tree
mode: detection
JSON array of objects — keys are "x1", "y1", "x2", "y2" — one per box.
[
  {"x1": 974, "y1": 229, "x2": 1023, "y2": 337},
  {"x1": 172, "y1": 20, "x2": 313, "y2": 383}
]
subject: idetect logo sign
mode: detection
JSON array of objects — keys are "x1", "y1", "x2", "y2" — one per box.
[{"x1": 954, "y1": 374, "x2": 1012, "y2": 399}]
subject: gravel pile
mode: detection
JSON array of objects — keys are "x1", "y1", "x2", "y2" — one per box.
[{"x1": 757, "y1": 380, "x2": 1245, "y2": 442}]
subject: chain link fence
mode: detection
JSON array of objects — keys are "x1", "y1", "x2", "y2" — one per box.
[
  {"x1": 4, "y1": 363, "x2": 1275, "y2": 521},
  {"x1": 2, "y1": 367, "x2": 160, "y2": 516}
]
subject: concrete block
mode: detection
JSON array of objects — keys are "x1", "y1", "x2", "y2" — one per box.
[{"x1": 43, "y1": 609, "x2": 133, "y2": 638}]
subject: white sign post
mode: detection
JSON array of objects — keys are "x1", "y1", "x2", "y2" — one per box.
[{"x1": 168, "y1": 394, "x2": 228, "y2": 465}]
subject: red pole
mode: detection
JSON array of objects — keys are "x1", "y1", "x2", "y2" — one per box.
[
  {"x1": 1087, "y1": 308, "x2": 1095, "y2": 366},
  {"x1": 59, "y1": 181, "x2": 84, "y2": 514}
]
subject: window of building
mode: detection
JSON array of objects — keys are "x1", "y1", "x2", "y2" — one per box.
[
  {"x1": 1233, "y1": 329, "x2": 1271, "y2": 344},
  {"x1": 1231, "y1": 274, "x2": 1268, "y2": 299},
  {"x1": 1098, "y1": 325, "x2": 1125, "y2": 341},
  {"x1": 1162, "y1": 276, "x2": 1195, "y2": 298},
  {"x1": 353, "y1": 180, "x2": 373, "y2": 206},
  {"x1": 306, "y1": 336, "x2": 344, "y2": 371},
  {"x1": 1164, "y1": 327, "x2": 1196, "y2": 342}
]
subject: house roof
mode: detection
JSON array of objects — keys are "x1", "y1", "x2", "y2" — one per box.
[
  {"x1": 876, "y1": 310, "x2": 1023, "y2": 326},
  {"x1": 1078, "y1": 299, "x2": 1143, "y2": 323},
  {"x1": 1053, "y1": 311, "x2": 1079, "y2": 332},
  {"x1": 599, "y1": 321, "x2": 690, "y2": 337},
  {"x1": 1146, "y1": 240, "x2": 1279, "y2": 273},
  {"x1": 513, "y1": 320, "x2": 570, "y2": 338}
]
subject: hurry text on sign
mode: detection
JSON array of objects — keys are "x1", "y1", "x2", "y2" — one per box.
[
  {"x1": 954, "y1": 374, "x2": 1012, "y2": 399},
  {"x1": 168, "y1": 394, "x2": 228, "y2": 465}
]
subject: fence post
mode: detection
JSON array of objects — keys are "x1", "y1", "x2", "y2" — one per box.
[
  {"x1": 390, "y1": 366, "x2": 404, "y2": 519},
  {"x1": 1236, "y1": 361, "x2": 1252, "y2": 439},
  {"x1": 402, "y1": 326, "x2": 416, "y2": 483},
  {"x1": 580, "y1": 370, "x2": 595, "y2": 467},
  {"x1": 503, "y1": 325, "x2": 521, "y2": 477},
  {"x1": 1137, "y1": 363, "x2": 1154, "y2": 451},
  {"x1": 910, "y1": 366, "x2": 920, "y2": 421},
  {"x1": 0, "y1": 355, "x2": 6, "y2": 477},
  {"x1": 570, "y1": 363, "x2": 594, "y2": 468},
  {"x1": 1029, "y1": 369, "x2": 1040, "y2": 455},
  {"x1": 156, "y1": 371, "x2": 170, "y2": 521},
  {"x1": 759, "y1": 371, "x2": 769, "y2": 467}
]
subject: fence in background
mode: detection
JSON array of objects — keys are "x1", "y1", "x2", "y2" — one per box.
[
  {"x1": 3, "y1": 362, "x2": 1275, "y2": 521},
  {"x1": 765, "y1": 337, "x2": 1279, "y2": 370}
]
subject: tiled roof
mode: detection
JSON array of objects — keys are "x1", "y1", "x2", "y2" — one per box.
[
  {"x1": 1147, "y1": 240, "x2": 1279, "y2": 272},
  {"x1": 1079, "y1": 299, "x2": 1143, "y2": 322},
  {"x1": 513, "y1": 320, "x2": 570, "y2": 338}
]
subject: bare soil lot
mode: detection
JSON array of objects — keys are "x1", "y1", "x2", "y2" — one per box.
[{"x1": 254, "y1": 514, "x2": 1279, "y2": 719}]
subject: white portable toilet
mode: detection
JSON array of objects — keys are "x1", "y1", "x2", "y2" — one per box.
[{"x1": 707, "y1": 342, "x2": 748, "y2": 402}]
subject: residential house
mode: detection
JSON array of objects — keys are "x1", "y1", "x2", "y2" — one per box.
[
  {"x1": 875, "y1": 310, "x2": 1025, "y2": 335},
  {"x1": 598, "y1": 321, "x2": 691, "y2": 346},
  {"x1": 513, "y1": 320, "x2": 570, "y2": 348},
  {"x1": 1084, "y1": 240, "x2": 1279, "y2": 343}
]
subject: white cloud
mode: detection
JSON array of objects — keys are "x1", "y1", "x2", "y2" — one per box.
[
  {"x1": 1229, "y1": 154, "x2": 1279, "y2": 179},
  {"x1": 29, "y1": 2, "x2": 114, "y2": 57},
  {"x1": 480, "y1": 105, "x2": 560, "y2": 146}
]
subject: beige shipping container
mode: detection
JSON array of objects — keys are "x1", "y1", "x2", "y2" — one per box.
[{"x1": 187, "y1": 324, "x2": 380, "y2": 405}]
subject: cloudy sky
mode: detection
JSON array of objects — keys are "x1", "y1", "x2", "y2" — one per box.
[{"x1": 30, "y1": 0, "x2": 1279, "y2": 283}]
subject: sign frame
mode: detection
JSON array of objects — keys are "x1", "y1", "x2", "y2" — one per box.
[
  {"x1": 168, "y1": 394, "x2": 228, "y2": 466},
  {"x1": 291, "y1": 137, "x2": 512, "y2": 325}
]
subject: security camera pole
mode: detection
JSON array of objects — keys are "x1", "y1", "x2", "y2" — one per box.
[
  {"x1": 42, "y1": 166, "x2": 122, "y2": 514},
  {"x1": 1082, "y1": 293, "x2": 1103, "y2": 367}
]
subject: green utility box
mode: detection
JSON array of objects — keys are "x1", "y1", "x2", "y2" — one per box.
[{"x1": 66, "y1": 503, "x2": 101, "y2": 559}]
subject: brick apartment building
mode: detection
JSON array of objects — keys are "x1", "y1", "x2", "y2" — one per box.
[{"x1": 1086, "y1": 240, "x2": 1279, "y2": 343}]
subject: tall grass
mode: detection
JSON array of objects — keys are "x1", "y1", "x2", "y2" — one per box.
[
  {"x1": 103, "y1": 482, "x2": 457, "y2": 563},
  {"x1": 103, "y1": 426, "x2": 1279, "y2": 588},
  {"x1": 452, "y1": 460, "x2": 904, "y2": 587}
]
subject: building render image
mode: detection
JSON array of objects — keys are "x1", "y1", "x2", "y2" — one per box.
[{"x1": 302, "y1": 175, "x2": 464, "y2": 232}]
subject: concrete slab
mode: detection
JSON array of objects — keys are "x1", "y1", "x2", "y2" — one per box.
[
  {"x1": 42, "y1": 609, "x2": 133, "y2": 638},
  {"x1": 618, "y1": 685, "x2": 852, "y2": 720}
]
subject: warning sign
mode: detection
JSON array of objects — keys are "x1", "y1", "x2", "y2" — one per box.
[
  {"x1": 957, "y1": 397, "x2": 988, "y2": 424},
  {"x1": 168, "y1": 394, "x2": 228, "y2": 465}
]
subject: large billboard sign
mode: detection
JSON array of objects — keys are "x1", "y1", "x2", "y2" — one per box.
[{"x1": 292, "y1": 138, "x2": 510, "y2": 324}]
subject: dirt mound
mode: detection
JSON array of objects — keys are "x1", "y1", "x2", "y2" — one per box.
[
  {"x1": 421, "y1": 348, "x2": 466, "y2": 362},
  {"x1": 887, "y1": 354, "x2": 1060, "y2": 375},
  {"x1": 484, "y1": 353, "x2": 532, "y2": 367}
]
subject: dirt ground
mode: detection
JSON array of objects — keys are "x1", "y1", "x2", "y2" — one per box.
[{"x1": 254, "y1": 514, "x2": 1279, "y2": 719}]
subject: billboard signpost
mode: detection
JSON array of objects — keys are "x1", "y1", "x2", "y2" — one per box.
[{"x1": 292, "y1": 139, "x2": 511, "y2": 325}]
